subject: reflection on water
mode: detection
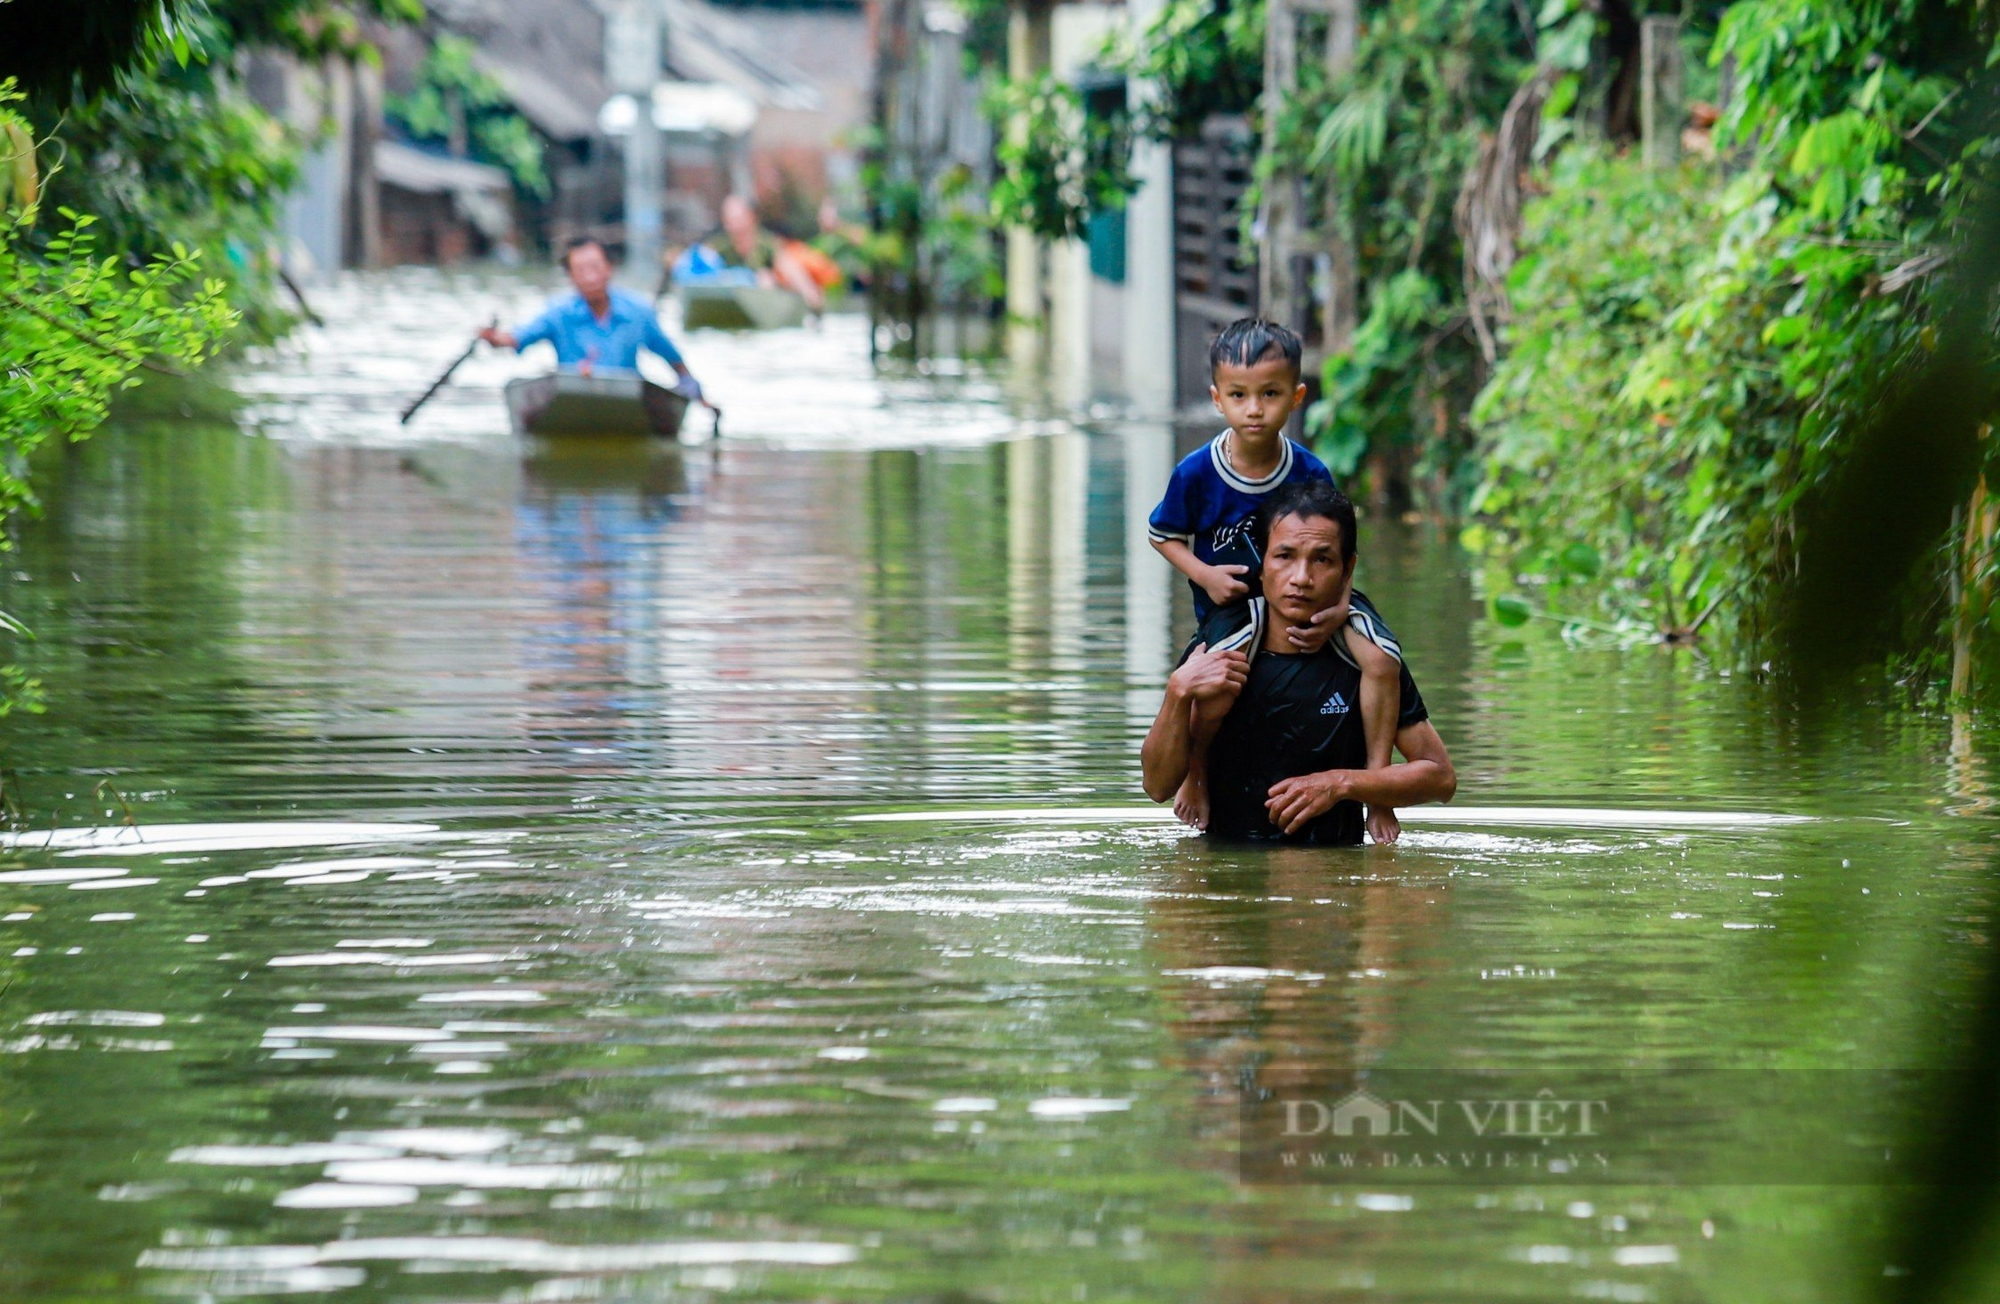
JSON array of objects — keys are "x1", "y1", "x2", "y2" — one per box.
[{"x1": 0, "y1": 268, "x2": 1992, "y2": 1301}]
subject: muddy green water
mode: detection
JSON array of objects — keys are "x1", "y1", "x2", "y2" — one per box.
[{"x1": 0, "y1": 270, "x2": 1992, "y2": 1302}]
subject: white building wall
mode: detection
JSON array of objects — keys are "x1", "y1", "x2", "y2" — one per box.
[
  {"x1": 1120, "y1": 0, "x2": 1176, "y2": 417},
  {"x1": 1041, "y1": 3, "x2": 1121, "y2": 409}
]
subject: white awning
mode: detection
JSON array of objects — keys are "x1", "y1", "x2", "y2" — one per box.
[{"x1": 597, "y1": 82, "x2": 760, "y2": 138}]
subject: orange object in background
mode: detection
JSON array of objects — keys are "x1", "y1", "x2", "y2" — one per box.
[{"x1": 783, "y1": 239, "x2": 843, "y2": 290}]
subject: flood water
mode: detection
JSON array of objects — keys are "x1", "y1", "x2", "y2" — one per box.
[{"x1": 0, "y1": 268, "x2": 1994, "y2": 1302}]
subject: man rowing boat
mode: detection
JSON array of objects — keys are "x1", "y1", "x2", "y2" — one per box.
[{"x1": 479, "y1": 237, "x2": 704, "y2": 401}]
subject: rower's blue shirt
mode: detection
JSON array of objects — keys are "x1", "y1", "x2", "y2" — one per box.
[
  {"x1": 510, "y1": 288, "x2": 683, "y2": 373},
  {"x1": 1148, "y1": 432, "x2": 1335, "y2": 622}
]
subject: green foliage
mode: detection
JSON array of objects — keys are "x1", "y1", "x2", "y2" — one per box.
[
  {"x1": 860, "y1": 146, "x2": 1002, "y2": 309},
  {"x1": 0, "y1": 0, "x2": 202, "y2": 102},
  {"x1": 980, "y1": 0, "x2": 1259, "y2": 245},
  {"x1": 1265, "y1": 0, "x2": 1532, "y2": 501},
  {"x1": 1307, "y1": 267, "x2": 1436, "y2": 477},
  {"x1": 18, "y1": 0, "x2": 418, "y2": 334},
  {"x1": 1466, "y1": 147, "x2": 1730, "y2": 636},
  {"x1": 987, "y1": 73, "x2": 1136, "y2": 243},
  {"x1": 30, "y1": 75, "x2": 299, "y2": 278},
  {"x1": 925, "y1": 166, "x2": 1007, "y2": 303},
  {"x1": 387, "y1": 35, "x2": 551, "y2": 198},
  {"x1": 0, "y1": 83, "x2": 239, "y2": 714},
  {"x1": 953, "y1": 0, "x2": 1010, "y2": 75},
  {"x1": 1469, "y1": 0, "x2": 1994, "y2": 658},
  {"x1": 1102, "y1": 0, "x2": 1264, "y2": 141}
]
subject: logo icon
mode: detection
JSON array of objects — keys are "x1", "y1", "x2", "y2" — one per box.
[
  {"x1": 1320, "y1": 691, "x2": 1349, "y2": 716},
  {"x1": 1330, "y1": 1090, "x2": 1395, "y2": 1137}
]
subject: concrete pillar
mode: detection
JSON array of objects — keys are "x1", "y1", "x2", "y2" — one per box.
[
  {"x1": 1641, "y1": 15, "x2": 1683, "y2": 170},
  {"x1": 1003, "y1": 2, "x2": 1052, "y2": 372},
  {"x1": 1044, "y1": 2, "x2": 1121, "y2": 408},
  {"x1": 608, "y1": 0, "x2": 665, "y2": 285},
  {"x1": 348, "y1": 58, "x2": 383, "y2": 269},
  {"x1": 1257, "y1": 0, "x2": 1298, "y2": 318},
  {"x1": 1321, "y1": 0, "x2": 1357, "y2": 354}
]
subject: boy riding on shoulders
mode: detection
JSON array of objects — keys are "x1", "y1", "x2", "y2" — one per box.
[{"x1": 1147, "y1": 319, "x2": 1406, "y2": 843}]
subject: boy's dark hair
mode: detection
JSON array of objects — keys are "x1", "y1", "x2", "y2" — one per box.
[
  {"x1": 560, "y1": 236, "x2": 611, "y2": 270},
  {"x1": 1255, "y1": 480, "x2": 1357, "y2": 565},
  {"x1": 1210, "y1": 318, "x2": 1303, "y2": 380}
]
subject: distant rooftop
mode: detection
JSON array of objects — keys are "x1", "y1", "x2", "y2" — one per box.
[
  {"x1": 702, "y1": 0, "x2": 861, "y2": 8},
  {"x1": 415, "y1": 0, "x2": 827, "y2": 141}
]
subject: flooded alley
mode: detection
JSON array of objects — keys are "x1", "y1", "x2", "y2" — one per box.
[{"x1": 0, "y1": 271, "x2": 1989, "y2": 1303}]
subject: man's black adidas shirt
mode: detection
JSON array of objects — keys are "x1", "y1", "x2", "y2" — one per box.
[{"x1": 1196, "y1": 600, "x2": 1429, "y2": 846}]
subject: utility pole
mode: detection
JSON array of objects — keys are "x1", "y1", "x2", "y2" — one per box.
[
  {"x1": 1640, "y1": 15, "x2": 1683, "y2": 170},
  {"x1": 1320, "y1": 0, "x2": 1356, "y2": 356},
  {"x1": 1258, "y1": 0, "x2": 1357, "y2": 357},
  {"x1": 607, "y1": 0, "x2": 664, "y2": 286},
  {"x1": 1256, "y1": 0, "x2": 1298, "y2": 324}
]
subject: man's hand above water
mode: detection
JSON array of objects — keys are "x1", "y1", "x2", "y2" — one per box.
[
  {"x1": 1265, "y1": 771, "x2": 1345, "y2": 835},
  {"x1": 1168, "y1": 642, "x2": 1248, "y2": 706},
  {"x1": 1144, "y1": 643, "x2": 1247, "y2": 803},
  {"x1": 1262, "y1": 722, "x2": 1458, "y2": 837}
]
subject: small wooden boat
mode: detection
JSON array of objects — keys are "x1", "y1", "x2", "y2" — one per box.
[
  {"x1": 680, "y1": 283, "x2": 809, "y2": 331},
  {"x1": 503, "y1": 372, "x2": 688, "y2": 438}
]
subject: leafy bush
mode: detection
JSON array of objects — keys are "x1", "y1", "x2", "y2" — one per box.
[
  {"x1": 1466, "y1": 148, "x2": 1737, "y2": 639},
  {"x1": 1, "y1": 83, "x2": 238, "y2": 712},
  {"x1": 1264, "y1": 0, "x2": 1531, "y2": 504},
  {"x1": 986, "y1": 73, "x2": 1136, "y2": 243},
  {"x1": 1468, "y1": 0, "x2": 1989, "y2": 657},
  {"x1": 1103, "y1": 0, "x2": 1264, "y2": 141}
]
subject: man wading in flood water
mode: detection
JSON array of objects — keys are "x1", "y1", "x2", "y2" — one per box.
[{"x1": 1141, "y1": 482, "x2": 1458, "y2": 844}]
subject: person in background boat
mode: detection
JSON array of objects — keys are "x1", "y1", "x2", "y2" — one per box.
[
  {"x1": 709, "y1": 194, "x2": 828, "y2": 314},
  {"x1": 478, "y1": 237, "x2": 703, "y2": 402}
]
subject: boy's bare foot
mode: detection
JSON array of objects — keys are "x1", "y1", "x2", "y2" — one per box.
[
  {"x1": 1174, "y1": 774, "x2": 1211, "y2": 830},
  {"x1": 1367, "y1": 806, "x2": 1401, "y2": 845}
]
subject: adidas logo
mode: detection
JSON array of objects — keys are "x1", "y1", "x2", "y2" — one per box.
[{"x1": 1320, "y1": 691, "x2": 1349, "y2": 716}]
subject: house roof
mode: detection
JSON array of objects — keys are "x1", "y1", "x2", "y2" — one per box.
[
  {"x1": 424, "y1": 0, "x2": 611, "y2": 141},
  {"x1": 660, "y1": 0, "x2": 824, "y2": 113},
  {"x1": 413, "y1": 0, "x2": 826, "y2": 140},
  {"x1": 473, "y1": 51, "x2": 603, "y2": 140},
  {"x1": 374, "y1": 140, "x2": 514, "y2": 195}
]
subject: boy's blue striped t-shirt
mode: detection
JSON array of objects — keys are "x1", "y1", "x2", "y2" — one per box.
[{"x1": 1148, "y1": 433, "x2": 1335, "y2": 622}]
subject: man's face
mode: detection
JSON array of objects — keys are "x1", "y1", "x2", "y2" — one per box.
[
  {"x1": 722, "y1": 196, "x2": 757, "y2": 245},
  {"x1": 1210, "y1": 355, "x2": 1306, "y2": 442},
  {"x1": 1261, "y1": 512, "x2": 1351, "y2": 624},
  {"x1": 566, "y1": 244, "x2": 613, "y2": 299}
]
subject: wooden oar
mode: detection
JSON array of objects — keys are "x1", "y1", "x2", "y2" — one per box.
[{"x1": 399, "y1": 321, "x2": 493, "y2": 426}]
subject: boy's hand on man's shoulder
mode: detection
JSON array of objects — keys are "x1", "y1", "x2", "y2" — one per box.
[
  {"x1": 1201, "y1": 564, "x2": 1251, "y2": 608},
  {"x1": 1286, "y1": 593, "x2": 1352, "y2": 652}
]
